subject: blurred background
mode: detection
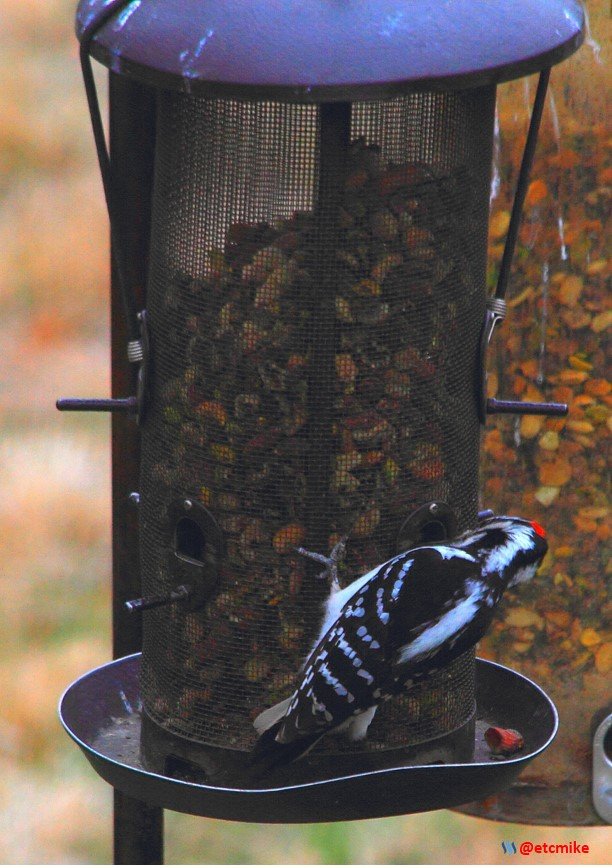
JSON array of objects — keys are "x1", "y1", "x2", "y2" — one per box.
[{"x1": 0, "y1": 0, "x2": 609, "y2": 862}]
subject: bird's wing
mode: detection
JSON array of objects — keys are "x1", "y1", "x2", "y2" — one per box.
[
  {"x1": 274, "y1": 605, "x2": 390, "y2": 745},
  {"x1": 271, "y1": 545, "x2": 484, "y2": 743},
  {"x1": 250, "y1": 600, "x2": 391, "y2": 772},
  {"x1": 251, "y1": 544, "x2": 486, "y2": 771},
  {"x1": 386, "y1": 547, "x2": 490, "y2": 680},
  {"x1": 264, "y1": 550, "x2": 412, "y2": 746}
]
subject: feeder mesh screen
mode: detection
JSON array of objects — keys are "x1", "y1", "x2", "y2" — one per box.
[{"x1": 140, "y1": 88, "x2": 495, "y2": 751}]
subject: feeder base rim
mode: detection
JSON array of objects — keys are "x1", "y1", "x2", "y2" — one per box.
[{"x1": 59, "y1": 653, "x2": 558, "y2": 823}]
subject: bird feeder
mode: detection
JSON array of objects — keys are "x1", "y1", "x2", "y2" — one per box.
[{"x1": 58, "y1": 0, "x2": 588, "y2": 861}]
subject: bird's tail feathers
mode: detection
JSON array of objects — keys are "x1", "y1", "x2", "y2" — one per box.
[
  {"x1": 250, "y1": 720, "x2": 324, "y2": 776},
  {"x1": 252, "y1": 696, "x2": 293, "y2": 736}
]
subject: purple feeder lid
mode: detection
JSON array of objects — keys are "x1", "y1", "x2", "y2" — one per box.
[{"x1": 76, "y1": 0, "x2": 584, "y2": 100}]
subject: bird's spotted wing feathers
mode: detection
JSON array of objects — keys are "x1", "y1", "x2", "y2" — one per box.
[
  {"x1": 251, "y1": 518, "x2": 547, "y2": 772},
  {"x1": 274, "y1": 546, "x2": 485, "y2": 745}
]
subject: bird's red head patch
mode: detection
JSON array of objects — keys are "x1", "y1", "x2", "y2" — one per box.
[{"x1": 530, "y1": 520, "x2": 546, "y2": 538}]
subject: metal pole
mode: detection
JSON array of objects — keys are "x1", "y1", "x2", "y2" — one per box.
[
  {"x1": 109, "y1": 71, "x2": 164, "y2": 865},
  {"x1": 304, "y1": 102, "x2": 351, "y2": 584},
  {"x1": 494, "y1": 68, "x2": 550, "y2": 302}
]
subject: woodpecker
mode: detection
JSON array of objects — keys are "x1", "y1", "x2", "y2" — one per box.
[{"x1": 251, "y1": 514, "x2": 547, "y2": 771}]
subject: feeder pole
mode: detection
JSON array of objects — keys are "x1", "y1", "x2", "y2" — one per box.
[
  {"x1": 109, "y1": 71, "x2": 164, "y2": 866},
  {"x1": 304, "y1": 102, "x2": 352, "y2": 580}
]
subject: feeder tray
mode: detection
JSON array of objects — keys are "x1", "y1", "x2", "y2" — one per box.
[{"x1": 60, "y1": 653, "x2": 557, "y2": 823}]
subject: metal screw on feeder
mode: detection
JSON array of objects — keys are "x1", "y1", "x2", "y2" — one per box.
[{"x1": 56, "y1": 0, "x2": 587, "y2": 859}]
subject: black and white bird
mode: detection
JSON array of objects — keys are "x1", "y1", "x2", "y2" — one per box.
[{"x1": 251, "y1": 514, "x2": 547, "y2": 771}]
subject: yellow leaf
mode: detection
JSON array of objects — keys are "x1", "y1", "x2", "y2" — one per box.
[
  {"x1": 580, "y1": 628, "x2": 602, "y2": 647},
  {"x1": 595, "y1": 643, "x2": 612, "y2": 674},
  {"x1": 539, "y1": 431, "x2": 559, "y2": 451},
  {"x1": 592, "y1": 310, "x2": 612, "y2": 333},
  {"x1": 490, "y1": 210, "x2": 511, "y2": 240},
  {"x1": 505, "y1": 608, "x2": 544, "y2": 629},
  {"x1": 539, "y1": 457, "x2": 573, "y2": 486},
  {"x1": 558, "y1": 275, "x2": 583, "y2": 305}
]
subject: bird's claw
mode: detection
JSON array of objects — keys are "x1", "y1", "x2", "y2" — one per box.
[{"x1": 296, "y1": 537, "x2": 348, "y2": 593}]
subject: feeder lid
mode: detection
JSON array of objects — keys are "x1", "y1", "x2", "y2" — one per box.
[{"x1": 77, "y1": 0, "x2": 584, "y2": 100}]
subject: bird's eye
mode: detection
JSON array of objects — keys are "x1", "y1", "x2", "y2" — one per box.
[{"x1": 530, "y1": 520, "x2": 546, "y2": 538}]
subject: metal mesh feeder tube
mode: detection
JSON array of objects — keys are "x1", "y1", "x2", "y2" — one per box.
[
  {"x1": 138, "y1": 88, "x2": 494, "y2": 761},
  {"x1": 57, "y1": 0, "x2": 585, "y2": 835}
]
